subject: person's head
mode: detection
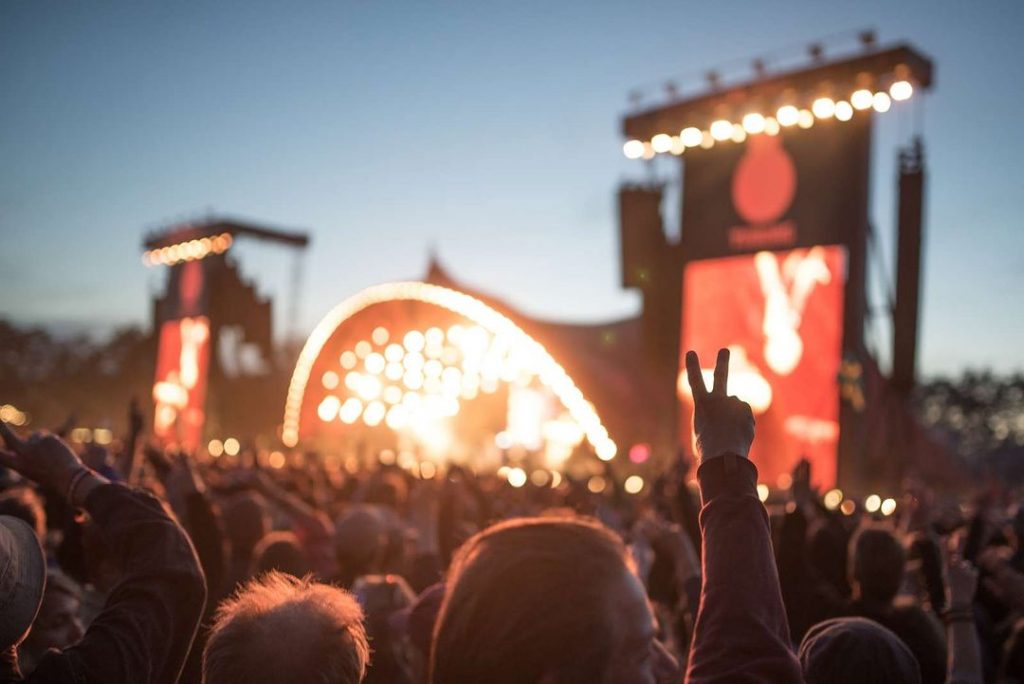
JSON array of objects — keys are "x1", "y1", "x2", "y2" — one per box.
[
  {"x1": 808, "y1": 520, "x2": 849, "y2": 597},
  {"x1": 0, "y1": 487, "x2": 46, "y2": 540},
  {"x1": 799, "y1": 617, "x2": 920, "y2": 684},
  {"x1": 352, "y1": 574, "x2": 416, "y2": 684},
  {"x1": 849, "y1": 527, "x2": 905, "y2": 604},
  {"x1": 251, "y1": 531, "x2": 310, "y2": 578},
  {"x1": 203, "y1": 571, "x2": 370, "y2": 684},
  {"x1": 334, "y1": 506, "x2": 387, "y2": 587},
  {"x1": 222, "y1": 492, "x2": 270, "y2": 556},
  {"x1": 0, "y1": 515, "x2": 45, "y2": 652},
  {"x1": 430, "y1": 516, "x2": 677, "y2": 684},
  {"x1": 391, "y1": 582, "x2": 445, "y2": 681},
  {"x1": 19, "y1": 570, "x2": 84, "y2": 670}
]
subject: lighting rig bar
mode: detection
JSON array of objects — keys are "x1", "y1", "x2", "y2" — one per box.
[
  {"x1": 621, "y1": 43, "x2": 933, "y2": 159},
  {"x1": 141, "y1": 219, "x2": 310, "y2": 267}
]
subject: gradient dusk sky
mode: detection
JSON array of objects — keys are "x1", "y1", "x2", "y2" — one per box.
[{"x1": 2, "y1": 0, "x2": 1022, "y2": 375}]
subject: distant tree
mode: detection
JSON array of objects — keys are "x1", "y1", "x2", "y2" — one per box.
[
  {"x1": 915, "y1": 372, "x2": 1024, "y2": 482},
  {"x1": 0, "y1": 320, "x2": 154, "y2": 432}
]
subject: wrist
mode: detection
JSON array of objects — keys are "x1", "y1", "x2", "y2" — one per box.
[
  {"x1": 68, "y1": 470, "x2": 109, "y2": 508},
  {"x1": 941, "y1": 604, "x2": 974, "y2": 625},
  {"x1": 698, "y1": 440, "x2": 751, "y2": 463}
]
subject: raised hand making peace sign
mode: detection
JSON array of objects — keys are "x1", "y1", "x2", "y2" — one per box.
[{"x1": 685, "y1": 348, "x2": 756, "y2": 464}]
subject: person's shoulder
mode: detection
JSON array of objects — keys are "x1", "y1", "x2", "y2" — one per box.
[{"x1": 890, "y1": 597, "x2": 944, "y2": 639}]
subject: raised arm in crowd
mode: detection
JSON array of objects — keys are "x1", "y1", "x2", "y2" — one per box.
[{"x1": 0, "y1": 423, "x2": 206, "y2": 683}]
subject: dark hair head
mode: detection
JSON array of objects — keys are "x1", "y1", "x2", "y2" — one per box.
[
  {"x1": 251, "y1": 532, "x2": 310, "y2": 579},
  {"x1": 333, "y1": 506, "x2": 387, "y2": 586},
  {"x1": 799, "y1": 617, "x2": 920, "y2": 684},
  {"x1": 222, "y1": 493, "x2": 269, "y2": 555},
  {"x1": 850, "y1": 527, "x2": 905, "y2": 603},
  {"x1": 430, "y1": 516, "x2": 632, "y2": 684}
]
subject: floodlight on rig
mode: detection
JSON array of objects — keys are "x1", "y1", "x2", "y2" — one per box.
[
  {"x1": 742, "y1": 112, "x2": 766, "y2": 134},
  {"x1": 812, "y1": 96, "x2": 836, "y2": 119},
  {"x1": 776, "y1": 105, "x2": 800, "y2": 127}
]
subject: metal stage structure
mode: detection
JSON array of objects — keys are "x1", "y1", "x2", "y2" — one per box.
[
  {"x1": 617, "y1": 35, "x2": 943, "y2": 493},
  {"x1": 143, "y1": 219, "x2": 309, "y2": 451},
  {"x1": 138, "y1": 35, "x2": 954, "y2": 499}
]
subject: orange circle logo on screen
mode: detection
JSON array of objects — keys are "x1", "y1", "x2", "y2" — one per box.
[{"x1": 731, "y1": 135, "x2": 796, "y2": 224}]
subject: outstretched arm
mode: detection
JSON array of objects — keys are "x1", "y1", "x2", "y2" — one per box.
[
  {"x1": 943, "y1": 537, "x2": 982, "y2": 684},
  {"x1": 1, "y1": 423, "x2": 207, "y2": 684},
  {"x1": 682, "y1": 350, "x2": 802, "y2": 684}
]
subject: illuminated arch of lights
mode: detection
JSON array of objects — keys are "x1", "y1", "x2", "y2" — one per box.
[{"x1": 282, "y1": 282, "x2": 617, "y2": 461}]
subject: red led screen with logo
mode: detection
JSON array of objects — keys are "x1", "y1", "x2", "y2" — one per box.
[
  {"x1": 677, "y1": 115, "x2": 870, "y2": 487},
  {"x1": 679, "y1": 247, "x2": 845, "y2": 487}
]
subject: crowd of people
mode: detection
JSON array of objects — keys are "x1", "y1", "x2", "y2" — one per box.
[{"x1": 2, "y1": 349, "x2": 1024, "y2": 682}]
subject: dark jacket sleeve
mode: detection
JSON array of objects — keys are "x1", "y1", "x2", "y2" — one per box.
[
  {"x1": 685, "y1": 456, "x2": 803, "y2": 683},
  {"x1": 29, "y1": 484, "x2": 207, "y2": 684}
]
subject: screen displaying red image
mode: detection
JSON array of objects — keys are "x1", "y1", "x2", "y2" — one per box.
[
  {"x1": 679, "y1": 246, "x2": 845, "y2": 488},
  {"x1": 152, "y1": 316, "x2": 211, "y2": 451}
]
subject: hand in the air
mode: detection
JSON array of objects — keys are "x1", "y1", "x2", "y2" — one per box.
[
  {"x1": 943, "y1": 534, "x2": 978, "y2": 611},
  {"x1": 0, "y1": 421, "x2": 87, "y2": 495},
  {"x1": 685, "y1": 348, "x2": 755, "y2": 463}
]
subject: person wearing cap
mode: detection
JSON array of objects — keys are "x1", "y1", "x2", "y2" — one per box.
[{"x1": 0, "y1": 423, "x2": 206, "y2": 683}]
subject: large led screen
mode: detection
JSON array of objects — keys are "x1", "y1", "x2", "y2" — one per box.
[
  {"x1": 678, "y1": 246, "x2": 845, "y2": 487},
  {"x1": 152, "y1": 316, "x2": 211, "y2": 451}
]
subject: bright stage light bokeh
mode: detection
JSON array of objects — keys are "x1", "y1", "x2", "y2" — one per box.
[
  {"x1": 710, "y1": 119, "x2": 733, "y2": 141},
  {"x1": 811, "y1": 97, "x2": 835, "y2": 119},
  {"x1": 681, "y1": 127, "x2": 703, "y2": 147},
  {"x1": 851, "y1": 89, "x2": 874, "y2": 110},
  {"x1": 889, "y1": 80, "x2": 913, "y2": 101},
  {"x1": 776, "y1": 105, "x2": 799, "y2": 127},
  {"x1": 284, "y1": 282, "x2": 618, "y2": 463},
  {"x1": 834, "y1": 100, "x2": 853, "y2": 122},
  {"x1": 651, "y1": 133, "x2": 673, "y2": 153},
  {"x1": 742, "y1": 112, "x2": 766, "y2": 134},
  {"x1": 623, "y1": 139, "x2": 645, "y2": 159}
]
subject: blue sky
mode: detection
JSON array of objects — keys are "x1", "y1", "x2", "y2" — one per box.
[{"x1": 1, "y1": 0, "x2": 1021, "y2": 375}]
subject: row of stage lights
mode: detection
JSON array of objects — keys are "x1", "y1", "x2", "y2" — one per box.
[
  {"x1": 623, "y1": 80, "x2": 914, "y2": 160},
  {"x1": 142, "y1": 232, "x2": 234, "y2": 267}
]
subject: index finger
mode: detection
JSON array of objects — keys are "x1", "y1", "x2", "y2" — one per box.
[
  {"x1": 0, "y1": 422, "x2": 26, "y2": 454},
  {"x1": 685, "y1": 351, "x2": 708, "y2": 399},
  {"x1": 712, "y1": 348, "x2": 730, "y2": 396}
]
